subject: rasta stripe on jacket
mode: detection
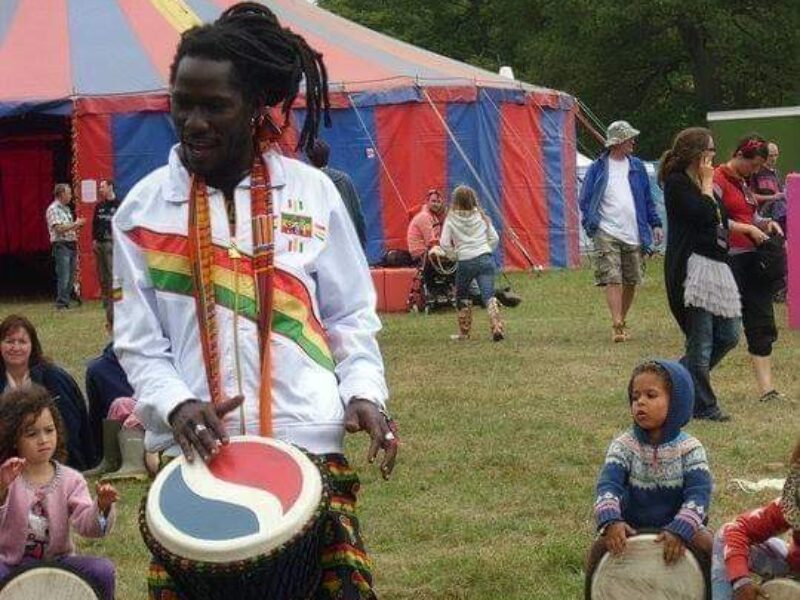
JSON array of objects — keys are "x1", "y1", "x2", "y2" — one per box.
[{"x1": 125, "y1": 227, "x2": 334, "y2": 371}]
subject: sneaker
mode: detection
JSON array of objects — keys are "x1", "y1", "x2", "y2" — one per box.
[
  {"x1": 449, "y1": 334, "x2": 469, "y2": 341},
  {"x1": 694, "y1": 410, "x2": 731, "y2": 422},
  {"x1": 759, "y1": 390, "x2": 787, "y2": 403}
]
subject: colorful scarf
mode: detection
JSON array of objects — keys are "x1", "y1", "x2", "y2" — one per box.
[{"x1": 187, "y1": 116, "x2": 279, "y2": 436}]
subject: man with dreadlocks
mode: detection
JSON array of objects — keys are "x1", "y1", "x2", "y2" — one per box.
[{"x1": 111, "y1": 3, "x2": 397, "y2": 598}]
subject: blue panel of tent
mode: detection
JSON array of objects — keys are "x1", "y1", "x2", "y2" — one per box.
[
  {"x1": 540, "y1": 107, "x2": 567, "y2": 267},
  {"x1": 112, "y1": 113, "x2": 176, "y2": 199}
]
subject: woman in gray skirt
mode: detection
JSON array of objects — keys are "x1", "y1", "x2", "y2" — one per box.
[{"x1": 661, "y1": 128, "x2": 742, "y2": 422}]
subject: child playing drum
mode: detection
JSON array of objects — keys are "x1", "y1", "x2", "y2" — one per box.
[
  {"x1": 710, "y1": 440, "x2": 800, "y2": 599},
  {"x1": 587, "y1": 360, "x2": 713, "y2": 572},
  {"x1": 0, "y1": 385, "x2": 118, "y2": 600}
]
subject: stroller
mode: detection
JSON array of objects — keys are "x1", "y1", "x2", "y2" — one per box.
[{"x1": 407, "y1": 252, "x2": 457, "y2": 314}]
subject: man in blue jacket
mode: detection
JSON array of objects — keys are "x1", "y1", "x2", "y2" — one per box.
[{"x1": 579, "y1": 120, "x2": 663, "y2": 343}]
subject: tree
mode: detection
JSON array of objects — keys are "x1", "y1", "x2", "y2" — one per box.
[{"x1": 319, "y1": 0, "x2": 800, "y2": 158}]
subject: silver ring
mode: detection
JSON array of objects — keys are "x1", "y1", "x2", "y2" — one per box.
[
  {"x1": 384, "y1": 431, "x2": 396, "y2": 442},
  {"x1": 194, "y1": 423, "x2": 208, "y2": 434}
]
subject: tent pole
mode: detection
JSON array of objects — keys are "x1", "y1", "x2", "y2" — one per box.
[
  {"x1": 419, "y1": 88, "x2": 539, "y2": 272},
  {"x1": 575, "y1": 105, "x2": 606, "y2": 146}
]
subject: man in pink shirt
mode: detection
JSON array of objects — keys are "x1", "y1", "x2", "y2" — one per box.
[{"x1": 407, "y1": 188, "x2": 446, "y2": 262}]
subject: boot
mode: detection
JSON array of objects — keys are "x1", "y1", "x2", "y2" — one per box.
[
  {"x1": 102, "y1": 429, "x2": 149, "y2": 482},
  {"x1": 83, "y1": 420, "x2": 122, "y2": 478},
  {"x1": 487, "y1": 297, "x2": 504, "y2": 342},
  {"x1": 450, "y1": 301, "x2": 472, "y2": 340}
]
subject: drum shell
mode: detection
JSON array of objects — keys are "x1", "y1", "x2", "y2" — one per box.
[
  {"x1": 0, "y1": 562, "x2": 100, "y2": 600},
  {"x1": 761, "y1": 578, "x2": 800, "y2": 600},
  {"x1": 585, "y1": 530, "x2": 709, "y2": 600},
  {"x1": 139, "y1": 440, "x2": 331, "y2": 600}
]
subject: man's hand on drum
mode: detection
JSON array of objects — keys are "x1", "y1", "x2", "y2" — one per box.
[
  {"x1": 655, "y1": 530, "x2": 685, "y2": 564},
  {"x1": 169, "y1": 396, "x2": 245, "y2": 463},
  {"x1": 604, "y1": 521, "x2": 635, "y2": 556},
  {"x1": 344, "y1": 398, "x2": 398, "y2": 480}
]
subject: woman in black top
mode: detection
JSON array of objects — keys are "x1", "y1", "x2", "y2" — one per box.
[
  {"x1": 0, "y1": 314, "x2": 94, "y2": 468},
  {"x1": 661, "y1": 127, "x2": 741, "y2": 421}
]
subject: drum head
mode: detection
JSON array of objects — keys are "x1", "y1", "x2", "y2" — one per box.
[
  {"x1": 0, "y1": 563, "x2": 99, "y2": 600},
  {"x1": 761, "y1": 578, "x2": 800, "y2": 600},
  {"x1": 589, "y1": 534, "x2": 706, "y2": 600},
  {"x1": 145, "y1": 435, "x2": 324, "y2": 563}
]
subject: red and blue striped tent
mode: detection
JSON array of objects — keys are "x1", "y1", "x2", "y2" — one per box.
[{"x1": 0, "y1": 0, "x2": 579, "y2": 299}]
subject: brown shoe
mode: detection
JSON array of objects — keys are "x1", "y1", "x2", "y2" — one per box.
[{"x1": 612, "y1": 322, "x2": 626, "y2": 343}]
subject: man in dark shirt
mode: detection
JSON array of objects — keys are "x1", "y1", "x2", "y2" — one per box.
[
  {"x1": 306, "y1": 139, "x2": 368, "y2": 251},
  {"x1": 92, "y1": 179, "x2": 121, "y2": 307}
]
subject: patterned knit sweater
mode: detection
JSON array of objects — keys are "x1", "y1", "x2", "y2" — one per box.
[{"x1": 594, "y1": 360, "x2": 712, "y2": 542}]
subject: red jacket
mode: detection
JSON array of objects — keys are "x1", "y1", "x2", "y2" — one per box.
[
  {"x1": 714, "y1": 164, "x2": 758, "y2": 251},
  {"x1": 721, "y1": 499, "x2": 800, "y2": 581}
]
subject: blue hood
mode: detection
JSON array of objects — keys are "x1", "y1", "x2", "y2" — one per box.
[{"x1": 630, "y1": 359, "x2": 694, "y2": 444}]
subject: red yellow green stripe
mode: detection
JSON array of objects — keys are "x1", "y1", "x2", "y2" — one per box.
[{"x1": 126, "y1": 227, "x2": 334, "y2": 371}]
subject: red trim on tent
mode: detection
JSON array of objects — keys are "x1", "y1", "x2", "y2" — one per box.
[
  {"x1": 376, "y1": 104, "x2": 447, "y2": 251},
  {"x1": 77, "y1": 95, "x2": 169, "y2": 116},
  {"x1": 563, "y1": 106, "x2": 580, "y2": 267},
  {"x1": 0, "y1": 0, "x2": 71, "y2": 101},
  {"x1": 425, "y1": 87, "x2": 478, "y2": 104},
  {"x1": 500, "y1": 102, "x2": 548, "y2": 268},
  {"x1": 117, "y1": 0, "x2": 180, "y2": 84},
  {"x1": 75, "y1": 114, "x2": 114, "y2": 300}
]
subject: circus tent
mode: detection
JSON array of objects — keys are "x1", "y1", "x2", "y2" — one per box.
[{"x1": 0, "y1": 0, "x2": 579, "y2": 298}]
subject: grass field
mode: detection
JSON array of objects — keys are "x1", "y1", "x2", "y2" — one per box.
[{"x1": 1, "y1": 257, "x2": 798, "y2": 599}]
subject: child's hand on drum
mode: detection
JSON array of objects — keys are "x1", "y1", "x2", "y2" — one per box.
[
  {"x1": 733, "y1": 581, "x2": 767, "y2": 600},
  {"x1": 605, "y1": 521, "x2": 636, "y2": 555},
  {"x1": 655, "y1": 530, "x2": 685, "y2": 564}
]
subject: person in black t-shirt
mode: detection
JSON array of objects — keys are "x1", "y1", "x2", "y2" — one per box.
[{"x1": 92, "y1": 179, "x2": 120, "y2": 308}]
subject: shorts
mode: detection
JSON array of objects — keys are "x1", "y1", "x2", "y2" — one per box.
[{"x1": 593, "y1": 230, "x2": 642, "y2": 286}]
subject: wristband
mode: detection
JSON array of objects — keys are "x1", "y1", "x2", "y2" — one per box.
[{"x1": 732, "y1": 576, "x2": 752, "y2": 591}]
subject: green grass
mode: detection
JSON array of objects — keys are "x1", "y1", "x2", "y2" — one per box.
[{"x1": 2, "y1": 257, "x2": 798, "y2": 599}]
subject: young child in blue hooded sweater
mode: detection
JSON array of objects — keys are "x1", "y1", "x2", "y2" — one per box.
[{"x1": 587, "y1": 359, "x2": 713, "y2": 572}]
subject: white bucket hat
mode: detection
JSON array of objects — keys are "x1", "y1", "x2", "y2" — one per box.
[{"x1": 605, "y1": 120, "x2": 640, "y2": 148}]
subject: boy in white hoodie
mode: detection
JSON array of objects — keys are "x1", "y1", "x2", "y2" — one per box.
[{"x1": 432, "y1": 185, "x2": 504, "y2": 341}]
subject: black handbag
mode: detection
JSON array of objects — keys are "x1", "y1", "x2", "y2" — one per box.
[{"x1": 755, "y1": 234, "x2": 787, "y2": 283}]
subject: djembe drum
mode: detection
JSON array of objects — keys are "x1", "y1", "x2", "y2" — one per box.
[
  {"x1": 761, "y1": 578, "x2": 800, "y2": 599},
  {"x1": 0, "y1": 563, "x2": 99, "y2": 599},
  {"x1": 140, "y1": 436, "x2": 330, "y2": 600},
  {"x1": 586, "y1": 533, "x2": 708, "y2": 600}
]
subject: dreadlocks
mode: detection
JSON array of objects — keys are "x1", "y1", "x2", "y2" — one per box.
[{"x1": 169, "y1": 2, "x2": 330, "y2": 153}]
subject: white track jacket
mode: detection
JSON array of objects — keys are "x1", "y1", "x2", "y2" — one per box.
[{"x1": 113, "y1": 146, "x2": 388, "y2": 455}]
